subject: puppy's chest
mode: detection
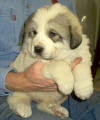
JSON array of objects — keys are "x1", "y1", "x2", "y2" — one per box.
[{"x1": 10, "y1": 52, "x2": 49, "y2": 72}]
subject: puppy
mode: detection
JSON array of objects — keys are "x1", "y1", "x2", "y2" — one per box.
[{"x1": 8, "y1": 3, "x2": 93, "y2": 118}]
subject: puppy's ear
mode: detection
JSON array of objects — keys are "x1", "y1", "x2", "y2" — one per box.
[
  {"x1": 19, "y1": 24, "x2": 25, "y2": 46},
  {"x1": 69, "y1": 23, "x2": 82, "y2": 49},
  {"x1": 19, "y1": 12, "x2": 36, "y2": 46},
  {"x1": 60, "y1": 6, "x2": 83, "y2": 49}
]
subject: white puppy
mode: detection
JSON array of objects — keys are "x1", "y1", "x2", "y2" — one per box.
[{"x1": 8, "y1": 3, "x2": 93, "y2": 118}]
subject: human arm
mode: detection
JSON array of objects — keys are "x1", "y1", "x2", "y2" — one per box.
[
  {"x1": 5, "y1": 58, "x2": 82, "y2": 93},
  {"x1": 5, "y1": 62, "x2": 57, "y2": 92}
]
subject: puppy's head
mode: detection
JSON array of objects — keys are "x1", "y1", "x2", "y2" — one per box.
[{"x1": 22, "y1": 3, "x2": 82, "y2": 60}]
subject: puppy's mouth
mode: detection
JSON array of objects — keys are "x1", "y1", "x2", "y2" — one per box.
[
  {"x1": 31, "y1": 46, "x2": 53, "y2": 60},
  {"x1": 35, "y1": 53, "x2": 54, "y2": 60}
]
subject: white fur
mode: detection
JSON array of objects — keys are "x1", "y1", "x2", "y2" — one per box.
[{"x1": 8, "y1": 3, "x2": 93, "y2": 118}]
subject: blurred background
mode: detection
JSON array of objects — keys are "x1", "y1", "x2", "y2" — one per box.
[{"x1": 75, "y1": 0, "x2": 100, "y2": 91}]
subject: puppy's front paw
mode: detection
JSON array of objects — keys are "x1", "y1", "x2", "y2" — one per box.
[
  {"x1": 9, "y1": 103, "x2": 32, "y2": 118},
  {"x1": 74, "y1": 82, "x2": 93, "y2": 100},
  {"x1": 58, "y1": 81, "x2": 74, "y2": 95},
  {"x1": 57, "y1": 65, "x2": 74, "y2": 95},
  {"x1": 43, "y1": 61, "x2": 74, "y2": 95}
]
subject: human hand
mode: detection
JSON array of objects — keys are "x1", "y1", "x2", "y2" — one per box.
[
  {"x1": 71, "y1": 57, "x2": 82, "y2": 70},
  {"x1": 22, "y1": 57, "x2": 82, "y2": 92},
  {"x1": 22, "y1": 62, "x2": 57, "y2": 92}
]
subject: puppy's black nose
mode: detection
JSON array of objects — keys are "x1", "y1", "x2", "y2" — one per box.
[{"x1": 34, "y1": 45, "x2": 44, "y2": 54}]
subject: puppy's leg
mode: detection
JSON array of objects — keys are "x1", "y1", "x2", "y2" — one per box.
[
  {"x1": 8, "y1": 92, "x2": 32, "y2": 118},
  {"x1": 73, "y1": 63, "x2": 93, "y2": 100},
  {"x1": 37, "y1": 102, "x2": 69, "y2": 118},
  {"x1": 42, "y1": 61, "x2": 74, "y2": 95}
]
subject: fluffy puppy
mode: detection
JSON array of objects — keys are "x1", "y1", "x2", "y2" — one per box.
[{"x1": 8, "y1": 3, "x2": 93, "y2": 118}]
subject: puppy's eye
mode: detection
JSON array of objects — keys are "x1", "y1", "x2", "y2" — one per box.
[
  {"x1": 33, "y1": 30, "x2": 37, "y2": 35},
  {"x1": 49, "y1": 31, "x2": 57, "y2": 37},
  {"x1": 28, "y1": 30, "x2": 37, "y2": 37},
  {"x1": 48, "y1": 30, "x2": 62, "y2": 42}
]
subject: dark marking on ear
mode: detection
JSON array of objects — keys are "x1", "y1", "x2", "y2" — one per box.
[
  {"x1": 19, "y1": 24, "x2": 25, "y2": 46},
  {"x1": 19, "y1": 12, "x2": 36, "y2": 45},
  {"x1": 69, "y1": 26, "x2": 82, "y2": 49}
]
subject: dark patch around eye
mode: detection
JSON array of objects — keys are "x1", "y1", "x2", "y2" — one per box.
[
  {"x1": 28, "y1": 30, "x2": 37, "y2": 38},
  {"x1": 48, "y1": 30, "x2": 62, "y2": 42},
  {"x1": 49, "y1": 31, "x2": 56, "y2": 37}
]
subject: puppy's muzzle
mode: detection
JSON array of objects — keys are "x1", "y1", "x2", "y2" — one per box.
[{"x1": 34, "y1": 45, "x2": 44, "y2": 55}]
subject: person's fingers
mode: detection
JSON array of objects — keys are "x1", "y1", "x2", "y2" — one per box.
[
  {"x1": 33, "y1": 61, "x2": 44, "y2": 72},
  {"x1": 34, "y1": 61, "x2": 56, "y2": 84},
  {"x1": 39, "y1": 80, "x2": 57, "y2": 88},
  {"x1": 45, "y1": 78, "x2": 56, "y2": 84},
  {"x1": 34, "y1": 83, "x2": 57, "y2": 91},
  {"x1": 45, "y1": 86, "x2": 57, "y2": 91},
  {"x1": 42, "y1": 85, "x2": 57, "y2": 91},
  {"x1": 71, "y1": 57, "x2": 82, "y2": 70}
]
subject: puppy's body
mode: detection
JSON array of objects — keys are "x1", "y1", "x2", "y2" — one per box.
[{"x1": 8, "y1": 3, "x2": 93, "y2": 118}]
